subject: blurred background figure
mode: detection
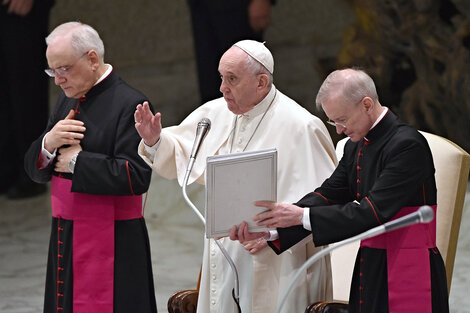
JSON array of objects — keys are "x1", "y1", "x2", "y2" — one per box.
[
  {"x1": 0, "y1": 0, "x2": 55, "y2": 199},
  {"x1": 187, "y1": 0, "x2": 274, "y2": 104}
]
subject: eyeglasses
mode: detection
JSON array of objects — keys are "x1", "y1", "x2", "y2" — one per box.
[
  {"x1": 325, "y1": 97, "x2": 365, "y2": 129},
  {"x1": 326, "y1": 119, "x2": 347, "y2": 128},
  {"x1": 44, "y1": 51, "x2": 89, "y2": 78}
]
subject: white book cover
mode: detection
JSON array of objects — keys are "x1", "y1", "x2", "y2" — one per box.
[{"x1": 205, "y1": 148, "x2": 277, "y2": 238}]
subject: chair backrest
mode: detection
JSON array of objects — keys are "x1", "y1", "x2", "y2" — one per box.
[
  {"x1": 421, "y1": 131, "x2": 470, "y2": 290},
  {"x1": 329, "y1": 132, "x2": 470, "y2": 301}
]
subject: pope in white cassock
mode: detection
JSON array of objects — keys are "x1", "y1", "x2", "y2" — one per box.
[{"x1": 134, "y1": 40, "x2": 337, "y2": 313}]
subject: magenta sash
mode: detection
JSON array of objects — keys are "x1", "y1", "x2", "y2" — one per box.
[
  {"x1": 51, "y1": 176, "x2": 143, "y2": 313},
  {"x1": 361, "y1": 205, "x2": 437, "y2": 313}
]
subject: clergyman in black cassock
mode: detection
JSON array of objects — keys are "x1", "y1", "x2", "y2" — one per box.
[
  {"x1": 24, "y1": 22, "x2": 157, "y2": 313},
  {"x1": 232, "y1": 68, "x2": 449, "y2": 313}
]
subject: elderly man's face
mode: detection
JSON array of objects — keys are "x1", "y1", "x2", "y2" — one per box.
[
  {"x1": 322, "y1": 96, "x2": 373, "y2": 142},
  {"x1": 46, "y1": 39, "x2": 96, "y2": 99},
  {"x1": 218, "y1": 48, "x2": 262, "y2": 115}
]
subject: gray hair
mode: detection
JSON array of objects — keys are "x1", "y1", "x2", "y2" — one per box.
[
  {"x1": 46, "y1": 22, "x2": 105, "y2": 61},
  {"x1": 315, "y1": 68, "x2": 378, "y2": 110},
  {"x1": 244, "y1": 53, "x2": 274, "y2": 87}
]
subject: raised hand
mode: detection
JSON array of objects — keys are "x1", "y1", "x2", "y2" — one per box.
[
  {"x1": 134, "y1": 101, "x2": 162, "y2": 146},
  {"x1": 44, "y1": 109, "x2": 85, "y2": 153}
]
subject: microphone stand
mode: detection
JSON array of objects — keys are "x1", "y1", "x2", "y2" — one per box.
[
  {"x1": 274, "y1": 227, "x2": 381, "y2": 313},
  {"x1": 182, "y1": 158, "x2": 205, "y2": 225},
  {"x1": 182, "y1": 157, "x2": 241, "y2": 312}
]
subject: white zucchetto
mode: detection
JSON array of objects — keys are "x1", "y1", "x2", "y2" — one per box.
[{"x1": 233, "y1": 40, "x2": 274, "y2": 74}]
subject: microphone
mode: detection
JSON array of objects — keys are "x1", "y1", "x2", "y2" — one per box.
[
  {"x1": 383, "y1": 205, "x2": 434, "y2": 233},
  {"x1": 180, "y1": 117, "x2": 241, "y2": 309},
  {"x1": 190, "y1": 118, "x2": 211, "y2": 160},
  {"x1": 183, "y1": 117, "x2": 212, "y2": 225},
  {"x1": 275, "y1": 205, "x2": 435, "y2": 313}
]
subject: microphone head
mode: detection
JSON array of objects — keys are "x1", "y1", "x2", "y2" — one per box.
[
  {"x1": 198, "y1": 118, "x2": 211, "y2": 130},
  {"x1": 190, "y1": 118, "x2": 212, "y2": 160},
  {"x1": 418, "y1": 205, "x2": 434, "y2": 223}
]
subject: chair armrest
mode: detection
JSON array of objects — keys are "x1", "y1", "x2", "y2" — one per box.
[
  {"x1": 305, "y1": 301, "x2": 348, "y2": 313},
  {"x1": 167, "y1": 289, "x2": 199, "y2": 313}
]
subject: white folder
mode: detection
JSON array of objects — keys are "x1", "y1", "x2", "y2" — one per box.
[{"x1": 205, "y1": 148, "x2": 277, "y2": 238}]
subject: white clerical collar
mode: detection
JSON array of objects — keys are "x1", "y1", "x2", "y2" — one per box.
[
  {"x1": 95, "y1": 64, "x2": 113, "y2": 85},
  {"x1": 364, "y1": 107, "x2": 388, "y2": 141},
  {"x1": 370, "y1": 107, "x2": 388, "y2": 130},
  {"x1": 240, "y1": 85, "x2": 276, "y2": 119}
]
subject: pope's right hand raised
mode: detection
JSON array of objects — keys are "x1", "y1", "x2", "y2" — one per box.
[{"x1": 134, "y1": 101, "x2": 162, "y2": 147}]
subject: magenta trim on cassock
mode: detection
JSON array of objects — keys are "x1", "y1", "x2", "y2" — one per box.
[
  {"x1": 361, "y1": 205, "x2": 437, "y2": 313},
  {"x1": 51, "y1": 176, "x2": 142, "y2": 313}
]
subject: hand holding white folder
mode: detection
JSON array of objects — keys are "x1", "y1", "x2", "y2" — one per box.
[{"x1": 205, "y1": 148, "x2": 277, "y2": 238}]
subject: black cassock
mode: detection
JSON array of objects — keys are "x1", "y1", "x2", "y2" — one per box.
[
  {"x1": 25, "y1": 70, "x2": 157, "y2": 313},
  {"x1": 269, "y1": 110, "x2": 449, "y2": 313}
]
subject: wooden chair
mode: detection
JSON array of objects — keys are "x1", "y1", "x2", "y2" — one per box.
[
  {"x1": 167, "y1": 289, "x2": 199, "y2": 313},
  {"x1": 307, "y1": 131, "x2": 470, "y2": 313},
  {"x1": 167, "y1": 270, "x2": 201, "y2": 313}
]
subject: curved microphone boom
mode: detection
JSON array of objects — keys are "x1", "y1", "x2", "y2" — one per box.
[
  {"x1": 181, "y1": 118, "x2": 241, "y2": 311},
  {"x1": 183, "y1": 118, "x2": 211, "y2": 225},
  {"x1": 274, "y1": 205, "x2": 434, "y2": 313}
]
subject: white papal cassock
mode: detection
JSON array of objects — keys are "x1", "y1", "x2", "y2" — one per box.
[{"x1": 138, "y1": 85, "x2": 337, "y2": 313}]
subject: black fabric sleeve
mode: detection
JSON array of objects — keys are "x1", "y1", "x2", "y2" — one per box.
[
  {"x1": 310, "y1": 135, "x2": 436, "y2": 246},
  {"x1": 268, "y1": 225, "x2": 311, "y2": 254},
  {"x1": 24, "y1": 94, "x2": 72, "y2": 184},
  {"x1": 71, "y1": 95, "x2": 152, "y2": 196},
  {"x1": 24, "y1": 133, "x2": 53, "y2": 184},
  {"x1": 268, "y1": 191, "x2": 329, "y2": 254}
]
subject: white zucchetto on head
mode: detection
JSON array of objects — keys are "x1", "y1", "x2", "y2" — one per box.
[{"x1": 233, "y1": 40, "x2": 274, "y2": 74}]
